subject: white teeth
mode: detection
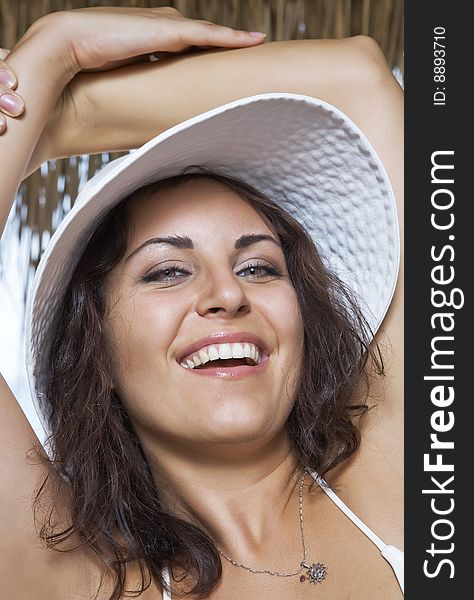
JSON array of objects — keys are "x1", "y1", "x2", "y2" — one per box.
[
  {"x1": 218, "y1": 344, "x2": 233, "y2": 359},
  {"x1": 232, "y1": 343, "x2": 245, "y2": 358},
  {"x1": 208, "y1": 346, "x2": 220, "y2": 361},
  {"x1": 180, "y1": 341, "x2": 264, "y2": 368},
  {"x1": 199, "y1": 349, "x2": 210, "y2": 364}
]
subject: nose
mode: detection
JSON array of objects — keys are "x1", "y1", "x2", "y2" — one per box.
[{"x1": 195, "y1": 268, "x2": 250, "y2": 318}]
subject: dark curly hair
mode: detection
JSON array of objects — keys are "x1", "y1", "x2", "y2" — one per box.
[{"x1": 32, "y1": 166, "x2": 384, "y2": 599}]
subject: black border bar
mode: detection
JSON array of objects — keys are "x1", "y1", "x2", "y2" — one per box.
[{"x1": 405, "y1": 2, "x2": 468, "y2": 597}]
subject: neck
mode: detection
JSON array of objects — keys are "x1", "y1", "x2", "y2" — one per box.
[{"x1": 138, "y1": 429, "x2": 304, "y2": 557}]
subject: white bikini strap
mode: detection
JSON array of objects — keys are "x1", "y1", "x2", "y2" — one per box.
[
  {"x1": 162, "y1": 565, "x2": 172, "y2": 600},
  {"x1": 307, "y1": 468, "x2": 386, "y2": 552}
]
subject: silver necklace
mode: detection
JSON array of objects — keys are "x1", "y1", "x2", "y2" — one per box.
[{"x1": 218, "y1": 467, "x2": 328, "y2": 585}]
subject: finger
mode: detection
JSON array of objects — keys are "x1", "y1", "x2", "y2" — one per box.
[
  {"x1": 0, "y1": 84, "x2": 24, "y2": 116},
  {"x1": 0, "y1": 113, "x2": 6, "y2": 134},
  {"x1": 178, "y1": 22, "x2": 266, "y2": 52},
  {"x1": 0, "y1": 50, "x2": 17, "y2": 89}
]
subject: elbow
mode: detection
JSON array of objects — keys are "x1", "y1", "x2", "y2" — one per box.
[
  {"x1": 347, "y1": 34, "x2": 384, "y2": 55},
  {"x1": 343, "y1": 35, "x2": 396, "y2": 86}
]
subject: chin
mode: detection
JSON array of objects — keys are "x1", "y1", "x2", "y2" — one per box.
[{"x1": 192, "y1": 398, "x2": 287, "y2": 444}]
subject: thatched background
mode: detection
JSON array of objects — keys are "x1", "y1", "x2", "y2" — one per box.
[{"x1": 0, "y1": 0, "x2": 403, "y2": 278}]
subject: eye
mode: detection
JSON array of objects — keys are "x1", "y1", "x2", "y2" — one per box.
[
  {"x1": 236, "y1": 262, "x2": 282, "y2": 280},
  {"x1": 140, "y1": 264, "x2": 191, "y2": 285}
]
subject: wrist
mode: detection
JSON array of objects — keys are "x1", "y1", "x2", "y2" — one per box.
[
  {"x1": 15, "y1": 12, "x2": 80, "y2": 87},
  {"x1": 5, "y1": 19, "x2": 79, "y2": 179}
]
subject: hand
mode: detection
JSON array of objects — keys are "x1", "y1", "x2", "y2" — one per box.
[
  {"x1": 27, "y1": 6, "x2": 266, "y2": 77},
  {"x1": 7, "y1": 5, "x2": 265, "y2": 158},
  {"x1": 0, "y1": 49, "x2": 25, "y2": 134}
]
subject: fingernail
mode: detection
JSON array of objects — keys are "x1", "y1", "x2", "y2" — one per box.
[
  {"x1": 0, "y1": 114, "x2": 5, "y2": 130},
  {"x1": 0, "y1": 70, "x2": 15, "y2": 87},
  {"x1": 0, "y1": 92, "x2": 23, "y2": 115},
  {"x1": 249, "y1": 31, "x2": 266, "y2": 39}
]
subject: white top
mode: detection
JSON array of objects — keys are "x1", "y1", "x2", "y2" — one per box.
[{"x1": 161, "y1": 469, "x2": 404, "y2": 598}]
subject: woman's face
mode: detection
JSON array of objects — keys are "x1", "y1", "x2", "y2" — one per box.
[{"x1": 105, "y1": 178, "x2": 304, "y2": 448}]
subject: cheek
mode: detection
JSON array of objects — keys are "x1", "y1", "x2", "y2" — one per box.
[
  {"x1": 266, "y1": 285, "x2": 304, "y2": 348},
  {"x1": 105, "y1": 292, "x2": 186, "y2": 393},
  {"x1": 259, "y1": 284, "x2": 304, "y2": 391}
]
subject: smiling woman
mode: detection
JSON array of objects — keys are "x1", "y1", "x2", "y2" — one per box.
[{"x1": 0, "y1": 6, "x2": 403, "y2": 600}]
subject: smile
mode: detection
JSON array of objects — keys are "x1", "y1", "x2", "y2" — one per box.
[
  {"x1": 180, "y1": 342, "x2": 262, "y2": 369},
  {"x1": 177, "y1": 331, "x2": 271, "y2": 378}
]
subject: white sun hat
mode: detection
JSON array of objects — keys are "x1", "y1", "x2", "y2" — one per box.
[{"x1": 25, "y1": 92, "x2": 399, "y2": 436}]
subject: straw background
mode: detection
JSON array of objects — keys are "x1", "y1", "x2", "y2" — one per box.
[{"x1": 0, "y1": 0, "x2": 403, "y2": 277}]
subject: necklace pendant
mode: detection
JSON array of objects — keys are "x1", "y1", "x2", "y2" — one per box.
[{"x1": 300, "y1": 562, "x2": 328, "y2": 584}]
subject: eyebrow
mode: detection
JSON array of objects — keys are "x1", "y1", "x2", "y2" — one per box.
[
  {"x1": 234, "y1": 234, "x2": 281, "y2": 250},
  {"x1": 125, "y1": 233, "x2": 281, "y2": 262},
  {"x1": 125, "y1": 235, "x2": 193, "y2": 262}
]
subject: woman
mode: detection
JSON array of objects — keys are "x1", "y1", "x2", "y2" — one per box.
[{"x1": 0, "y1": 6, "x2": 403, "y2": 599}]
